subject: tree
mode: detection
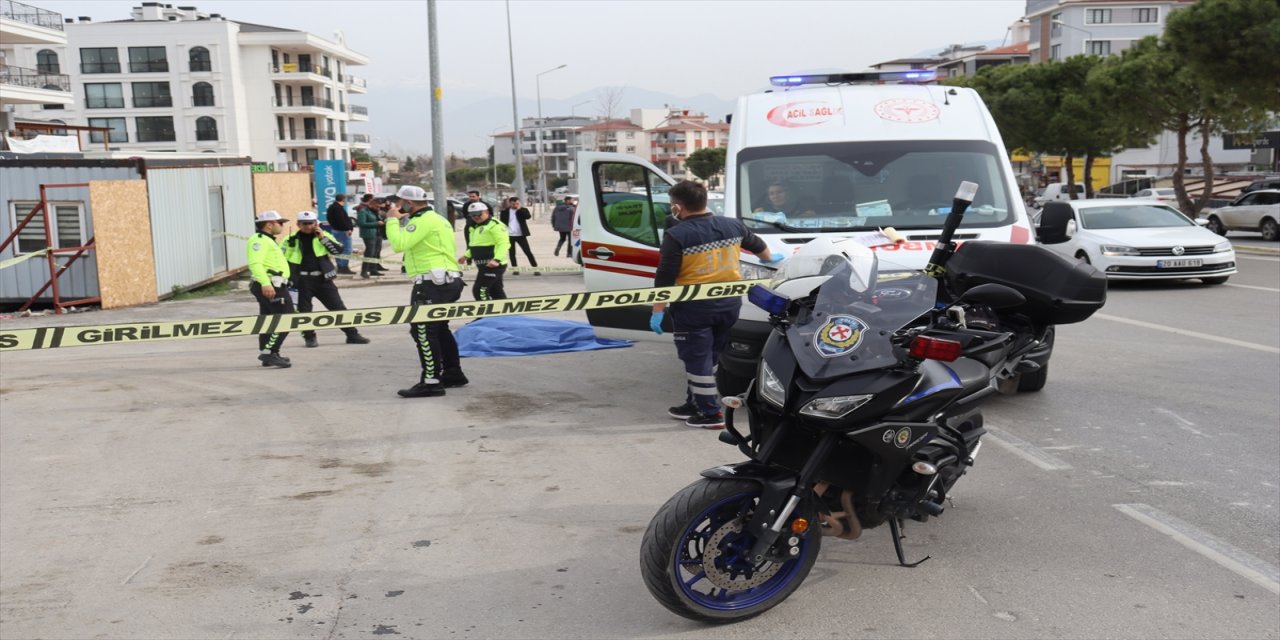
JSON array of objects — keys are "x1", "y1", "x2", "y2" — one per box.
[
  {"x1": 495, "y1": 164, "x2": 515, "y2": 184},
  {"x1": 686, "y1": 147, "x2": 727, "y2": 184},
  {"x1": 403, "y1": 155, "x2": 416, "y2": 172},
  {"x1": 352, "y1": 149, "x2": 382, "y2": 177},
  {"x1": 596, "y1": 87, "x2": 626, "y2": 151}
]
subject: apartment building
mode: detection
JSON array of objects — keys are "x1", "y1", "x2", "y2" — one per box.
[
  {"x1": 1, "y1": 0, "x2": 74, "y2": 131},
  {"x1": 5, "y1": 2, "x2": 370, "y2": 167},
  {"x1": 647, "y1": 110, "x2": 729, "y2": 180},
  {"x1": 1024, "y1": 0, "x2": 1195, "y2": 62}
]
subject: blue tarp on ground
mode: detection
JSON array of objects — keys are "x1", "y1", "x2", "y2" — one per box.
[{"x1": 456, "y1": 315, "x2": 633, "y2": 357}]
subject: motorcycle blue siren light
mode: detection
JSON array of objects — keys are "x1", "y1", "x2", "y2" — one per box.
[
  {"x1": 748, "y1": 285, "x2": 790, "y2": 315},
  {"x1": 909, "y1": 336, "x2": 963, "y2": 362}
]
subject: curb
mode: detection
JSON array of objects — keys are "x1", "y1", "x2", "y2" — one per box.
[{"x1": 1232, "y1": 245, "x2": 1280, "y2": 256}]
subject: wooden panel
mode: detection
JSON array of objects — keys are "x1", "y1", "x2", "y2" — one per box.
[
  {"x1": 252, "y1": 172, "x2": 312, "y2": 236},
  {"x1": 88, "y1": 180, "x2": 158, "y2": 309}
]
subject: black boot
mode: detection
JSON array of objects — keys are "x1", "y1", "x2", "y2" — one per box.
[
  {"x1": 304, "y1": 334, "x2": 319, "y2": 348},
  {"x1": 345, "y1": 332, "x2": 370, "y2": 344},
  {"x1": 440, "y1": 369, "x2": 469, "y2": 388},
  {"x1": 259, "y1": 353, "x2": 291, "y2": 368},
  {"x1": 397, "y1": 382, "x2": 445, "y2": 398}
]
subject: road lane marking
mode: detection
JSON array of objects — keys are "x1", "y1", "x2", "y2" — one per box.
[
  {"x1": 1224, "y1": 283, "x2": 1280, "y2": 293},
  {"x1": 1114, "y1": 503, "x2": 1280, "y2": 596},
  {"x1": 1094, "y1": 313, "x2": 1280, "y2": 354},
  {"x1": 984, "y1": 426, "x2": 1072, "y2": 471},
  {"x1": 1235, "y1": 254, "x2": 1279, "y2": 263},
  {"x1": 1153, "y1": 408, "x2": 1208, "y2": 438}
]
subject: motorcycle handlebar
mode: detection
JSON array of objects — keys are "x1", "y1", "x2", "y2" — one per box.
[{"x1": 925, "y1": 182, "x2": 979, "y2": 276}]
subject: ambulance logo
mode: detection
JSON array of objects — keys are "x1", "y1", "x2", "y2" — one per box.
[
  {"x1": 813, "y1": 315, "x2": 867, "y2": 358},
  {"x1": 874, "y1": 99, "x2": 940, "y2": 123},
  {"x1": 767, "y1": 101, "x2": 843, "y2": 128}
]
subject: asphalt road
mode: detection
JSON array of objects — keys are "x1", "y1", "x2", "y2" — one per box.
[{"x1": 1, "y1": 240, "x2": 1277, "y2": 639}]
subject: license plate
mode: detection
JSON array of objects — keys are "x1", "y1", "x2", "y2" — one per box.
[{"x1": 1157, "y1": 258, "x2": 1202, "y2": 269}]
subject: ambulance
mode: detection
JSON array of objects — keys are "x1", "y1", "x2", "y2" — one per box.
[{"x1": 576, "y1": 70, "x2": 1046, "y2": 394}]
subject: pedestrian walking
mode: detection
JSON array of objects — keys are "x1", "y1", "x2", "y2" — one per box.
[
  {"x1": 460, "y1": 201, "x2": 510, "y2": 300},
  {"x1": 325, "y1": 193, "x2": 356, "y2": 274},
  {"x1": 283, "y1": 211, "x2": 371, "y2": 348},
  {"x1": 500, "y1": 196, "x2": 538, "y2": 272},
  {"x1": 650, "y1": 180, "x2": 781, "y2": 429},
  {"x1": 246, "y1": 210, "x2": 294, "y2": 369},
  {"x1": 551, "y1": 195, "x2": 576, "y2": 257},
  {"x1": 385, "y1": 185, "x2": 468, "y2": 398},
  {"x1": 357, "y1": 194, "x2": 385, "y2": 278}
]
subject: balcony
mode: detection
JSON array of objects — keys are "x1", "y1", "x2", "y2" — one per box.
[
  {"x1": 275, "y1": 130, "x2": 338, "y2": 146},
  {"x1": 349, "y1": 133, "x2": 370, "y2": 148},
  {"x1": 344, "y1": 74, "x2": 367, "y2": 93},
  {"x1": 268, "y1": 63, "x2": 332, "y2": 83},
  {"x1": 272, "y1": 96, "x2": 335, "y2": 114},
  {"x1": 0, "y1": 64, "x2": 72, "y2": 105},
  {"x1": 133, "y1": 96, "x2": 173, "y2": 108},
  {"x1": 1, "y1": 0, "x2": 65, "y2": 45},
  {"x1": 347, "y1": 104, "x2": 368, "y2": 121}
]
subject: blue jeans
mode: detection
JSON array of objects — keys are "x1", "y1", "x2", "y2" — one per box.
[
  {"x1": 329, "y1": 229, "x2": 352, "y2": 269},
  {"x1": 670, "y1": 304, "x2": 740, "y2": 416}
]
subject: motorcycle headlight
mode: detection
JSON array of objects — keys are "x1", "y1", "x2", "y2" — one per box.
[
  {"x1": 758, "y1": 360, "x2": 785, "y2": 408},
  {"x1": 1213, "y1": 241, "x2": 1231, "y2": 253},
  {"x1": 799, "y1": 395, "x2": 874, "y2": 420},
  {"x1": 739, "y1": 260, "x2": 778, "y2": 281},
  {"x1": 1100, "y1": 245, "x2": 1139, "y2": 256}
]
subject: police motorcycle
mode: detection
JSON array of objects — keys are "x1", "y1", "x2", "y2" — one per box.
[{"x1": 639, "y1": 183, "x2": 1106, "y2": 623}]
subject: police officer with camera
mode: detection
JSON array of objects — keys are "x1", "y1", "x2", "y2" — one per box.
[
  {"x1": 283, "y1": 210, "x2": 371, "y2": 348},
  {"x1": 385, "y1": 186, "x2": 468, "y2": 398}
]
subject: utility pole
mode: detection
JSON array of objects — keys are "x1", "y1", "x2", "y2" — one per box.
[
  {"x1": 427, "y1": 0, "x2": 447, "y2": 221},
  {"x1": 505, "y1": 0, "x2": 524, "y2": 198}
]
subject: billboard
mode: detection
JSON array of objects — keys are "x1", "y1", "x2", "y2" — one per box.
[{"x1": 313, "y1": 160, "x2": 346, "y2": 223}]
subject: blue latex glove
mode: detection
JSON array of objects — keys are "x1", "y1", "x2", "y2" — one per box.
[
  {"x1": 762, "y1": 253, "x2": 786, "y2": 264},
  {"x1": 649, "y1": 311, "x2": 665, "y2": 335}
]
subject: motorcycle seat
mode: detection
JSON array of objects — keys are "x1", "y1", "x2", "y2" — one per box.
[{"x1": 939, "y1": 357, "x2": 990, "y2": 396}]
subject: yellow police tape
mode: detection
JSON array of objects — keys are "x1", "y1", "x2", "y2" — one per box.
[
  {"x1": 0, "y1": 279, "x2": 767, "y2": 352},
  {"x1": 0, "y1": 248, "x2": 51, "y2": 271},
  {"x1": 216, "y1": 230, "x2": 582, "y2": 274}
]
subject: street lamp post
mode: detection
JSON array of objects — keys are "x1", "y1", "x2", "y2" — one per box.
[
  {"x1": 1051, "y1": 19, "x2": 1094, "y2": 56},
  {"x1": 504, "y1": 0, "x2": 525, "y2": 198},
  {"x1": 570, "y1": 100, "x2": 590, "y2": 118},
  {"x1": 536, "y1": 64, "x2": 567, "y2": 208},
  {"x1": 490, "y1": 125, "x2": 506, "y2": 193}
]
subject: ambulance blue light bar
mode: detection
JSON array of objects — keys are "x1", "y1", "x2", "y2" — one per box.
[{"x1": 770, "y1": 70, "x2": 938, "y2": 87}]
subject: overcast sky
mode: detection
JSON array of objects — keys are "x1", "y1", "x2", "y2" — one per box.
[{"x1": 42, "y1": 0, "x2": 1027, "y2": 156}]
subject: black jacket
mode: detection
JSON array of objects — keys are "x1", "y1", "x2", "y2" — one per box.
[
  {"x1": 326, "y1": 201, "x2": 353, "y2": 231},
  {"x1": 499, "y1": 207, "x2": 532, "y2": 236}
]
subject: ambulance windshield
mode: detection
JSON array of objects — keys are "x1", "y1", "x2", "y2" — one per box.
[{"x1": 738, "y1": 140, "x2": 1012, "y2": 233}]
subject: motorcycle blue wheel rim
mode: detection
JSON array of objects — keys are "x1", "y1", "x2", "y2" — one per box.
[{"x1": 673, "y1": 490, "x2": 814, "y2": 611}]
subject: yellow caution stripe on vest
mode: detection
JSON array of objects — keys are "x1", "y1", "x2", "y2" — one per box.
[{"x1": 0, "y1": 280, "x2": 767, "y2": 352}]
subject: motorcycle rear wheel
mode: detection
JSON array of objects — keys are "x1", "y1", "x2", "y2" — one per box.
[{"x1": 639, "y1": 478, "x2": 821, "y2": 623}]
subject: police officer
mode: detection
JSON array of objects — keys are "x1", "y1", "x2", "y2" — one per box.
[
  {"x1": 459, "y1": 201, "x2": 510, "y2": 300},
  {"x1": 283, "y1": 210, "x2": 371, "y2": 348},
  {"x1": 247, "y1": 211, "x2": 294, "y2": 368},
  {"x1": 650, "y1": 181, "x2": 781, "y2": 429},
  {"x1": 385, "y1": 185, "x2": 468, "y2": 397}
]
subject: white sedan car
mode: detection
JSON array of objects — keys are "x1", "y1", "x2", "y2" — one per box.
[{"x1": 1040, "y1": 200, "x2": 1236, "y2": 284}]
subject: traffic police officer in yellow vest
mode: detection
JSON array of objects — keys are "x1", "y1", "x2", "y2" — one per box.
[
  {"x1": 283, "y1": 210, "x2": 371, "y2": 348},
  {"x1": 459, "y1": 201, "x2": 510, "y2": 300},
  {"x1": 385, "y1": 185, "x2": 469, "y2": 397},
  {"x1": 246, "y1": 210, "x2": 293, "y2": 368}
]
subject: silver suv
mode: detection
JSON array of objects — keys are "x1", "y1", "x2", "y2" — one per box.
[{"x1": 1199, "y1": 189, "x2": 1280, "y2": 241}]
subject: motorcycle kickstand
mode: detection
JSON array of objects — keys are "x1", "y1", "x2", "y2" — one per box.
[{"x1": 889, "y1": 518, "x2": 931, "y2": 568}]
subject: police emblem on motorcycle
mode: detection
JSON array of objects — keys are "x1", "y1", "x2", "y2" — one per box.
[
  {"x1": 813, "y1": 315, "x2": 867, "y2": 358},
  {"x1": 895, "y1": 427, "x2": 912, "y2": 448}
]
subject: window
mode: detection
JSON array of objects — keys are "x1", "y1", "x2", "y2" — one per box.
[
  {"x1": 80, "y1": 48, "x2": 120, "y2": 74},
  {"x1": 135, "y1": 116, "x2": 175, "y2": 142},
  {"x1": 192, "y1": 82, "x2": 214, "y2": 107},
  {"x1": 1050, "y1": 12, "x2": 1062, "y2": 36},
  {"x1": 88, "y1": 117, "x2": 128, "y2": 143},
  {"x1": 84, "y1": 83, "x2": 124, "y2": 109},
  {"x1": 1050, "y1": 44, "x2": 1062, "y2": 61},
  {"x1": 128, "y1": 46, "x2": 169, "y2": 73},
  {"x1": 189, "y1": 46, "x2": 211, "y2": 72},
  {"x1": 132, "y1": 82, "x2": 172, "y2": 108},
  {"x1": 195, "y1": 116, "x2": 218, "y2": 141},
  {"x1": 1087, "y1": 40, "x2": 1111, "y2": 55},
  {"x1": 593, "y1": 162, "x2": 671, "y2": 247},
  {"x1": 1087, "y1": 8, "x2": 1112, "y2": 24},
  {"x1": 36, "y1": 50, "x2": 59, "y2": 74},
  {"x1": 8, "y1": 202, "x2": 85, "y2": 253}
]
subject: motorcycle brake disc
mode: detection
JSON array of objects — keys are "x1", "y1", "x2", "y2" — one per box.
[{"x1": 702, "y1": 519, "x2": 784, "y2": 590}]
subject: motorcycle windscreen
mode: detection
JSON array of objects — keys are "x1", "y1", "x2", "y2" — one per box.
[{"x1": 785, "y1": 261, "x2": 937, "y2": 381}]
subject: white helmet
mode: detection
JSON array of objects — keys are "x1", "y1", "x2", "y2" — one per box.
[{"x1": 770, "y1": 236, "x2": 879, "y2": 293}]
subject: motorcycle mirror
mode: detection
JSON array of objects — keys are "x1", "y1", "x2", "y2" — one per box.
[{"x1": 957, "y1": 283, "x2": 1025, "y2": 310}]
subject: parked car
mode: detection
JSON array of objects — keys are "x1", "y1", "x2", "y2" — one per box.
[
  {"x1": 1240, "y1": 178, "x2": 1280, "y2": 194},
  {"x1": 1198, "y1": 189, "x2": 1280, "y2": 241},
  {"x1": 1032, "y1": 183, "x2": 1086, "y2": 208},
  {"x1": 1131, "y1": 187, "x2": 1177, "y2": 202},
  {"x1": 1036, "y1": 199, "x2": 1236, "y2": 284}
]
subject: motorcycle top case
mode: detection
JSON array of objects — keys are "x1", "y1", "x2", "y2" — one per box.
[{"x1": 944, "y1": 241, "x2": 1107, "y2": 325}]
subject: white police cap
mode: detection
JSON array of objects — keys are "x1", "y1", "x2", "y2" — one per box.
[
  {"x1": 397, "y1": 185, "x2": 428, "y2": 201},
  {"x1": 255, "y1": 210, "x2": 289, "y2": 222}
]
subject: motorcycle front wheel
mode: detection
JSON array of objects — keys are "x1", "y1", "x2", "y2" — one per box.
[{"x1": 639, "y1": 478, "x2": 821, "y2": 623}]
